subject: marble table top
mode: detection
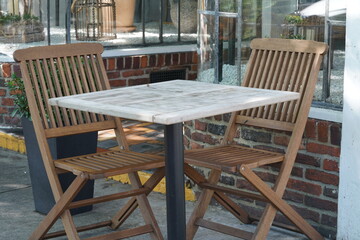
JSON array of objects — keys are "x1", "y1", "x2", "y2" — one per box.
[{"x1": 49, "y1": 80, "x2": 300, "y2": 125}]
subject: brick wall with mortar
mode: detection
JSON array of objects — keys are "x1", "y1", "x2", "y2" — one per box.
[
  {"x1": 0, "y1": 51, "x2": 198, "y2": 127},
  {"x1": 184, "y1": 115, "x2": 340, "y2": 239}
]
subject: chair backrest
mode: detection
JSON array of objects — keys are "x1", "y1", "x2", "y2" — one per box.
[
  {"x1": 225, "y1": 38, "x2": 327, "y2": 149},
  {"x1": 238, "y1": 38, "x2": 327, "y2": 130},
  {"x1": 13, "y1": 43, "x2": 123, "y2": 140}
]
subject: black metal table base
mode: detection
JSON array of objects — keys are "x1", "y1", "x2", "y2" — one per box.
[{"x1": 165, "y1": 123, "x2": 186, "y2": 240}]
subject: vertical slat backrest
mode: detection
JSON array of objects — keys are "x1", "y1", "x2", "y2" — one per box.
[
  {"x1": 13, "y1": 43, "x2": 115, "y2": 138},
  {"x1": 236, "y1": 38, "x2": 328, "y2": 132}
]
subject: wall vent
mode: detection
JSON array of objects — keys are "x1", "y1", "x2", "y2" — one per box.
[{"x1": 150, "y1": 69, "x2": 186, "y2": 83}]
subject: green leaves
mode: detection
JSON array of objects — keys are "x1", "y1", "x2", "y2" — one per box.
[
  {"x1": 5, "y1": 74, "x2": 31, "y2": 119},
  {"x1": 0, "y1": 13, "x2": 39, "y2": 25}
]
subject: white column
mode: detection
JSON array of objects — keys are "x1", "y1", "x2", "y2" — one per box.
[{"x1": 337, "y1": 0, "x2": 360, "y2": 238}]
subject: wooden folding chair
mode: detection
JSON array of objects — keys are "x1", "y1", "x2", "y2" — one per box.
[
  {"x1": 14, "y1": 43, "x2": 165, "y2": 240},
  {"x1": 184, "y1": 38, "x2": 328, "y2": 240}
]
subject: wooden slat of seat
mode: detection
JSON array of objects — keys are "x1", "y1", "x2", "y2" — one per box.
[
  {"x1": 54, "y1": 151, "x2": 164, "y2": 178},
  {"x1": 185, "y1": 145, "x2": 284, "y2": 171},
  {"x1": 195, "y1": 219, "x2": 253, "y2": 240}
]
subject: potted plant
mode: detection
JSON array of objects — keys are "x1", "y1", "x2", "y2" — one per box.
[
  {"x1": 115, "y1": 0, "x2": 137, "y2": 32},
  {"x1": 0, "y1": 8, "x2": 44, "y2": 43},
  {"x1": 6, "y1": 74, "x2": 96, "y2": 215}
]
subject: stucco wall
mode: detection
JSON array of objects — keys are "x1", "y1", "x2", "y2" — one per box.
[{"x1": 337, "y1": 0, "x2": 360, "y2": 238}]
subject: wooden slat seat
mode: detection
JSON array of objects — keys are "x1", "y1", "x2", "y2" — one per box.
[
  {"x1": 185, "y1": 38, "x2": 328, "y2": 240},
  {"x1": 185, "y1": 145, "x2": 284, "y2": 172},
  {"x1": 13, "y1": 43, "x2": 165, "y2": 240},
  {"x1": 55, "y1": 150, "x2": 164, "y2": 177}
]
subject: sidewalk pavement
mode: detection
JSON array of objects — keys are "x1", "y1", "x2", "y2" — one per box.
[{"x1": 0, "y1": 121, "x2": 307, "y2": 239}]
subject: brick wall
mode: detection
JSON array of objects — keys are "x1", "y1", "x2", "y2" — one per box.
[
  {"x1": 103, "y1": 52, "x2": 198, "y2": 87},
  {"x1": 0, "y1": 51, "x2": 198, "y2": 127},
  {"x1": 0, "y1": 63, "x2": 22, "y2": 126},
  {"x1": 184, "y1": 115, "x2": 340, "y2": 239}
]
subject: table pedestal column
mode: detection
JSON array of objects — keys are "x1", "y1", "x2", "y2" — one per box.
[{"x1": 165, "y1": 123, "x2": 186, "y2": 240}]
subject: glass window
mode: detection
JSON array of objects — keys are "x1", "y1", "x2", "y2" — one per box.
[
  {"x1": 197, "y1": 0, "x2": 345, "y2": 108},
  {"x1": 0, "y1": 0, "x2": 197, "y2": 60}
]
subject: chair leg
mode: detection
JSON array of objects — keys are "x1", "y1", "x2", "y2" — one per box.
[
  {"x1": 186, "y1": 169, "x2": 221, "y2": 240},
  {"x1": 128, "y1": 172, "x2": 164, "y2": 240},
  {"x1": 29, "y1": 174, "x2": 88, "y2": 240},
  {"x1": 184, "y1": 164, "x2": 251, "y2": 224},
  {"x1": 111, "y1": 168, "x2": 165, "y2": 229},
  {"x1": 240, "y1": 165, "x2": 324, "y2": 240}
]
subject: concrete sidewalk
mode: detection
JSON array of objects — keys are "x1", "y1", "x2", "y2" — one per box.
[{"x1": 0, "y1": 148, "x2": 308, "y2": 239}]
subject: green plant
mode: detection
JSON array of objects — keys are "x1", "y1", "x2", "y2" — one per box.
[
  {"x1": 0, "y1": 13, "x2": 39, "y2": 25},
  {"x1": 284, "y1": 14, "x2": 304, "y2": 25},
  {"x1": 5, "y1": 74, "x2": 30, "y2": 119}
]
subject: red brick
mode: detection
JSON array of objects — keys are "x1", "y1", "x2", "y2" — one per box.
[
  {"x1": 253, "y1": 170, "x2": 276, "y2": 183},
  {"x1": 186, "y1": 52, "x2": 193, "y2": 64},
  {"x1": 188, "y1": 73, "x2": 197, "y2": 80},
  {"x1": 318, "y1": 121, "x2": 329, "y2": 143},
  {"x1": 296, "y1": 153, "x2": 320, "y2": 167},
  {"x1": 0, "y1": 107, "x2": 8, "y2": 114},
  {"x1": 330, "y1": 124, "x2": 341, "y2": 146},
  {"x1": 172, "y1": 53, "x2": 179, "y2": 65},
  {"x1": 165, "y1": 54, "x2": 172, "y2": 66},
  {"x1": 125, "y1": 57, "x2": 132, "y2": 69},
  {"x1": 157, "y1": 54, "x2": 165, "y2": 67},
  {"x1": 107, "y1": 58, "x2": 115, "y2": 70},
  {"x1": 133, "y1": 56, "x2": 140, "y2": 69},
  {"x1": 214, "y1": 114, "x2": 222, "y2": 121},
  {"x1": 190, "y1": 141, "x2": 204, "y2": 150},
  {"x1": 0, "y1": 89, "x2": 6, "y2": 96},
  {"x1": 287, "y1": 178, "x2": 322, "y2": 195},
  {"x1": 116, "y1": 57, "x2": 124, "y2": 69},
  {"x1": 305, "y1": 196, "x2": 337, "y2": 212},
  {"x1": 2, "y1": 98, "x2": 14, "y2": 106},
  {"x1": 321, "y1": 214, "x2": 337, "y2": 228},
  {"x1": 191, "y1": 64, "x2": 198, "y2": 71},
  {"x1": 306, "y1": 142, "x2": 340, "y2": 157},
  {"x1": 2, "y1": 63, "x2": 11, "y2": 78},
  {"x1": 184, "y1": 120, "x2": 193, "y2": 127},
  {"x1": 109, "y1": 79, "x2": 127, "y2": 87},
  {"x1": 323, "y1": 159, "x2": 339, "y2": 172},
  {"x1": 191, "y1": 132, "x2": 218, "y2": 145},
  {"x1": 323, "y1": 187, "x2": 338, "y2": 199},
  {"x1": 291, "y1": 166, "x2": 303, "y2": 177},
  {"x1": 128, "y1": 78, "x2": 149, "y2": 86},
  {"x1": 194, "y1": 120, "x2": 207, "y2": 131},
  {"x1": 274, "y1": 135, "x2": 290, "y2": 146},
  {"x1": 149, "y1": 55, "x2": 156, "y2": 67},
  {"x1": 305, "y1": 119, "x2": 316, "y2": 138},
  {"x1": 283, "y1": 190, "x2": 304, "y2": 203},
  {"x1": 305, "y1": 169, "x2": 339, "y2": 186},
  {"x1": 10, "y1": 90, "x2": 22, "y2": 95},
  {"x1": 184, "y1": 125, "x2": 191, "y2": 138},
  {"x1": 140, "y1": 56, "x2": 148, "y2": 68},
  {"x1": 192, "y1": 52, "x2": 198, "y2": 64},
  {"x1": 4, "y1": 116, "x2": 20, "y2": 125},
  {"x1": 180, "y1": 53, "x2": 186, "y2": 65},
  {"x1": 122, "y1": 70, "x2": 144, "y2": 78},
  {"x1": 107, "y1": 72, "x2": 120, "y2": 80},
  {"x1": 236, "y1": 179, "x2": 257, "y2": 192},
  {"x1": 13, "y1": 64, "x2": 21, "y2": 78},
  {"x1": 292, "y1": 205, "x2": 321, "y2": 223}
]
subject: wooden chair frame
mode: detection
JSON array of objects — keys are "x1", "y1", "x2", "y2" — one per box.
[
  {"x1": 14, "y1": 43, "x2": 165, "y2": 240},
  {"x1": 184, "y1": 38, "x2": 328, "y2": 240}
]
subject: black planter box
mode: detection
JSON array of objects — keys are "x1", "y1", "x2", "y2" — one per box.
[{"x1": 21, "y1": 118, "x2": 97, "y2": 215}]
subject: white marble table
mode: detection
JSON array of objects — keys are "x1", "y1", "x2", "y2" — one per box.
[{"x1": 49, "y1": 80, "x2": 300, "y2": 240}]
